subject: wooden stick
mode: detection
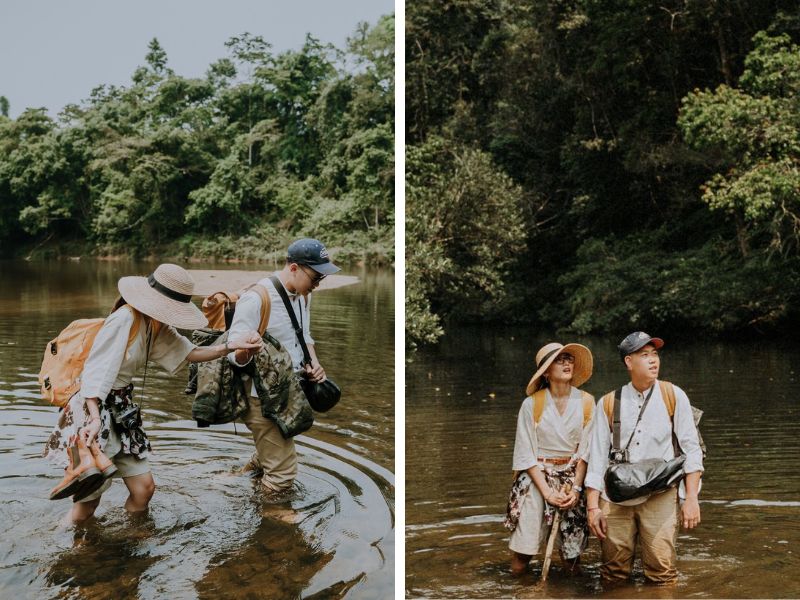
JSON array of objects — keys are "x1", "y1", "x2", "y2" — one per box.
[{"x1": 540, "y1": 482, "x2": 572, "y2": 582}]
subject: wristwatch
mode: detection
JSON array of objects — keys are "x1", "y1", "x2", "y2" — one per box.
[{"x1": 572, "y1": 485, "x2": 583, "y2": 492}]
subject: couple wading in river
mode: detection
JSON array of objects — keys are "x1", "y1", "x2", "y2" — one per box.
[
  {"x1": 505, "y1": 332, "x2": 704, "y2": 585},
  {"x1": 42, "y1": 239, "x2": 339, "y2": 524}
]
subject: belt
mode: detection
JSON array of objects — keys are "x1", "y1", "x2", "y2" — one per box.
[{"x1": 538, "y1": 456, "x2": 571, "y2": 465}]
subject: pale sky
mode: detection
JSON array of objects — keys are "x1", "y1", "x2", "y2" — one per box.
[{"x1": 0, "y1": 0, "x2": 393, "y2": 119}]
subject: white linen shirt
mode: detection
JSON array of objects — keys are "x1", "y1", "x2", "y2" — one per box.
[
  {"x1": 226, "y1": 274, "x2": 314, "y2": 372},
  {"x1": 512, "y1": 387, "x2": 594, "y2": 472},
  {"x1": 584, "y1": 380, "x2": 704, "y2": 505},
  {"x1": 80, "y1": 307, "x2": 195, "y2": 400}
]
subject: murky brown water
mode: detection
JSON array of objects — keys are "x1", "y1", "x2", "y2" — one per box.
[
  {"x1": 0, "y1": 259, "x2": 394, "y2": 599},
  {"x1": 406, "y1": 324, "x2": 800, "y2": 598}
]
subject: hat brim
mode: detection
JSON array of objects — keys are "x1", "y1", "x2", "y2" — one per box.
[
  {"x1": 118, "y1": 276, "x2": 207, "y2": 330},
  {"x1": 526, "y1": 343, "x2": 594, "y2": 396},
  {"x1": 306, "y1": 261, "x2": 341, "y2": 275},
  {"x1": 628, "y1": 337, "x2": 665, "y2": 355}
]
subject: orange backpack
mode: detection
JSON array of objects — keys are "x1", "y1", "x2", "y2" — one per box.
[
  {"x1": 201, "y1": 284, "x2": 271, "y2": 336},
  {"x1": 39, "y1": 305, "x2": 143, "y2": 407}
]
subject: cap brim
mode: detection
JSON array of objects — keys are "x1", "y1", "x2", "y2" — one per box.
[
  {"x1": 118, "y1": 276, "x2": 208, "y2": 330},
  {"x1": 308, "y1": 262, "x2": 341, "y2": 275}
]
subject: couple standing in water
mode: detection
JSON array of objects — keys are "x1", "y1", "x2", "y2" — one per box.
[
  {"x1": 43, "y1": 239, "x2": 339, "y2": 524},
  {"x1": 506, "y1": 332, "x2": 704, "y2": 585}
]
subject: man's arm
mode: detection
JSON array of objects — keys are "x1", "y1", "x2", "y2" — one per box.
[{"x1": 226, "y1": 291, "x2": 262, "y2": 366}]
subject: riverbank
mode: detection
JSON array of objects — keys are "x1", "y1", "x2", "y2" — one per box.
[{"x1": 15, "y1": 230, "x2": 395, "y2": 267}]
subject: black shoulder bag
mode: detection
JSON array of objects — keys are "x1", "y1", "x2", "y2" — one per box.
[
  {"x1": 604, "y1": 386, "x2": 685, "y2": 503},
  {"x1": 269, "y1": 275, "x2": 341, "y2": 412}
]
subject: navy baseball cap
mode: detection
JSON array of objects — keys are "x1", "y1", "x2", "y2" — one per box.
[
  {"x1": 618, "y1": 331, "x2": 664, "y2": 360},
  {"x1": 287, "y1": 238, "x2": 341, "y2": 275}
]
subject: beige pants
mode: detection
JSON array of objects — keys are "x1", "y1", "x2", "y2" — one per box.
[
  {"x1": 242, "y1": 394, "x2": 297, "y2": 492},
  {"x1": 600, "y1": 489, "x2": 679, "y2": 584}
]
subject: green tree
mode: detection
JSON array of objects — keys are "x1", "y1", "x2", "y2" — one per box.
[
  {"x1": 406, "y1": 137, "x2": 525, "y2": 349},
  {"x1": 679, "y1": 31, "x2": 800, "y2": 257}
]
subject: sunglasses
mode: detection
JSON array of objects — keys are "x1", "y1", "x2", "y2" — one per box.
[
  {"x1": 299, "y1": 265, "x2": 326, "y2": 284},
  {"x1": 553, "y1": 353, "x2": 575, "y2": 365}
]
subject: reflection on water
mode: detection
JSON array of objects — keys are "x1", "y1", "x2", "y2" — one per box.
[
  {"x1": 406, "y1": 323, "x2": 800, "y2": 598},
  {"x1": 0, "y1": 259, "x2": 394, "y2": 599}
]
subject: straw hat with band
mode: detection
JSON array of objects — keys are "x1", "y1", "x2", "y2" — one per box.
[
  {"x1": 117, "y1": 264, "x2": 207, "y2": 330},
  {"x1": 526, "y1": 342, "x2": 594, "y2": 396}
]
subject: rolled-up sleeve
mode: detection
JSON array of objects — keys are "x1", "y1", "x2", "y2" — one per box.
[
  {"x1": 150, "y1": 325, "x2": 195, "y2": 374},
  {"x1": 674, "y1": 385, "x2": 704, "y2": 474},
  {"x1": 80, "y1": 308, "x2": 133, "y2": 400},
  {"x1": 226, "y1": 290, "x2": 262, "y2": 366},
  {"x1": 585, "y1": 397, "x2": 611, "y2": 492},
  {"x1": 512, "y1": 397, "x2": 540, "y2": 472}
]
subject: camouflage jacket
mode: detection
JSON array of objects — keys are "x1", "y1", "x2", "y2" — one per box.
[
  {"x1": 192, "y1": 329, "x2": 249, "y2": 426},
  {"x1": 191, "y1": 330, "x2": 313, "y2": 438}
]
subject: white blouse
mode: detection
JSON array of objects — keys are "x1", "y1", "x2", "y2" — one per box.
[
  {"x1": 79, "y1": 306, "x2": 196, "y2": 400},
  {"x1": 512, "y1": 386, "x2": 594, "y2": 472}
]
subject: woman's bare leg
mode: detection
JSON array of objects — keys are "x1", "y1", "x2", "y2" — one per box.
[{"x1": 122, "y1": 472, "x2": 155, "y2": 513}]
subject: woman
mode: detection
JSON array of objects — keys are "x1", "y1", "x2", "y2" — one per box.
[
  {"x1": 504, "y1": 342, "x2": 595, "y2": 576},
  {"x1": 43, "y1": 263, "x2": 262, "y2": 523}
]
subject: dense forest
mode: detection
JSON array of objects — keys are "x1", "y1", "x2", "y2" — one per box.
[
  {"x1": 406, "y1": 1, "x2": 800, "y2": 349},
  {"x1": 0, "y1": 15, "x2": 394, "y2": 263}
]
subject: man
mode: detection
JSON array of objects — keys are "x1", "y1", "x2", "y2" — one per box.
[
  {"x1": 226, "y1": 238, "x2": 340, "y2": 492},
  {"x1": 584, "y1": 332, "x2": 703, "y2": 584}
]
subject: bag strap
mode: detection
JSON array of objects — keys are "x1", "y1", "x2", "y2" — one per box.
[
  {"x1": 268, "y1": 275, "x2": 311, "y2": 366},
  {"x1": 532, "y1": 389, "x2": 547, "y2": 427},
  {"x1": 613, "y1": 387, "x2": 622, "y2": 451}
]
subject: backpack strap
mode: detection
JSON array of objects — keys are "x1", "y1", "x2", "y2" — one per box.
[
  {"x1": 581, "y1": 391, "x2": 594, "y2": 428},
  {"x1": 532, "y1": 389, "x2": 547, "y2": 427},
  {"x1": 250, "y1": 284, "x2": 271, "y2": 336},
  {"x1": 659, "y1": 380, "x2": 676, "y2": 416}
]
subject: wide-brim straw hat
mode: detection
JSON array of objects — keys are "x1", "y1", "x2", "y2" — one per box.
[
  {"x1": 525, "y1": 342, "x2": 593, "y2": 396},
  {"x1": 118, "y1": 264, "x2": 207, "y2": 330}
]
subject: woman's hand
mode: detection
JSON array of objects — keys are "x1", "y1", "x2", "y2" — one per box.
[
  {"x1": 544, "y1": 489, "x2": 569, "y2": 507},
  {"x1": 228, "y1": 331, "x2": 263, "y2": 353},
  {"x1": 80, "y1": 418, "x2": 101, "y2": 446},
  {"x1": 562, "y1": 488, "x2": 581, "y2": 509}
]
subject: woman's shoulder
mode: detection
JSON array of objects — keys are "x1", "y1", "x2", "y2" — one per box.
[
  {"x1": 106, "y1": 305, "x2": 136, "y2": 328},
  {"x1": 572, "y1": 386, "x2": 594, "y2": 400}
]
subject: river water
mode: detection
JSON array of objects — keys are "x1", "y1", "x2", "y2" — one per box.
[
  {"x1": 0, "y1": 259, "x2": 394, "y2": 599},
  {"x1": 406, "y1": 324, "x2": 800, "y2": 598}
]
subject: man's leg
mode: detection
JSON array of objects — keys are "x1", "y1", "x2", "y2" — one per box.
[
  {"x1": 599, "y1": 499, "x2": 637, "y2": 582},
  {"x1": 637, "y1": 489, "x2": 679, "y2": 584},
  {"x1": 242, "y1": 395, "x2": 297, "y2": 492}
]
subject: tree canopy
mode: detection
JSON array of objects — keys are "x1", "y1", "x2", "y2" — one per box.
[
  {"x1": 0, "y1": 15, "x2": 394, "y2": 262},
  {"x1": 406, "y1": 1, "x2": 800, "y2": 349}
]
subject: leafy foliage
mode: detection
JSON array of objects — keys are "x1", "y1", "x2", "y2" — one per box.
[
  {"x1": 406, "y1": 136, "x2": 525, "y2": 348},
  {"x1": 0, "y1": 16, "x2": 394, "y2": 261},
  {"x1": 406, "y1": 0, "x2": 800, "y2": 348}
]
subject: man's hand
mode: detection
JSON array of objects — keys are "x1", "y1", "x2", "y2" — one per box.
[
  {"x1": 304, "y1": 360, "x2": 326, "y2": 383},
  {"x1": 587, "y1": 507, "x2": 607, "y2": 540},
  {"x1": 681, "y1": 496, "x2": 701, "y2": 529}
]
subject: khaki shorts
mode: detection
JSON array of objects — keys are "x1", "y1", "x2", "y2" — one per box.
[{"x1": 76, "y1": 453, "x2": 151, "y2": 503}]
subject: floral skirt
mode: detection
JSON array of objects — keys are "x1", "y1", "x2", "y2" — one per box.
[
  {"x1": 504, "y1": 464, "x2": 589, "y2": 559},
  {"x1": 43, "y1": 384, "x2": 151, "y2": 468}
]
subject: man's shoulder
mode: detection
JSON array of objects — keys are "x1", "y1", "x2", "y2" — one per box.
[{"x1": 660, "y1": 380, "x2": 690, "y2": 401}]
